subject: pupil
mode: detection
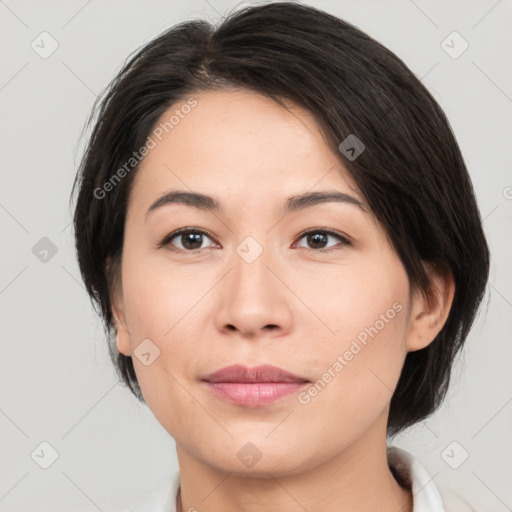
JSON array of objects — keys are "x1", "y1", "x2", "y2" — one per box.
[
  {"x1": 182, "y1": 232, "x2": 203, "y2": 250},
  {"x1": 309, "y1": 232, "x2": 327, "y2": 248}
]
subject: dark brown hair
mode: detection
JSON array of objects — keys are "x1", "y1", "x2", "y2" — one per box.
[{"x1": 71, "y1": 2, "x2": 490, "y2": 436}]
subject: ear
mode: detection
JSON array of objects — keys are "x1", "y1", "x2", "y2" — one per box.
[
  {"x1": 405, "y1": 261, "x2": 455, "y2": 352},
  {"x1": 108, "y1": 257, "x2": 132, "y2": 357}
]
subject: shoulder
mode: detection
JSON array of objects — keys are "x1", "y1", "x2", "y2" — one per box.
[
  {"x1": 125, "y1": 470, "x2": 180, "y2": 512},
  {"x1": 387, "y1": 446, "x2": 478, "y2": 512}
]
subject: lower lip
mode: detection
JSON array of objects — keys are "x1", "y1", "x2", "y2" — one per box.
[{"x1": 203, "y1": 381, "x2": 309, "y2": 407}]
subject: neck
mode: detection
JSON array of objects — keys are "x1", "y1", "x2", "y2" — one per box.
[{"x1": 174, "y1": 414, "x2": 412, "y2": 512}]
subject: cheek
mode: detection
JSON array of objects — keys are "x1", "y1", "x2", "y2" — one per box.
[
  {"x1": 295, "y1": 257, "x2": 411, "y2": 413},
  {"x1": 298, "y1": 255, "x2": 410, "y2": 346},
  {"x1": 292, "y1": 302, "x2": 409, "y2": 453},
  {"x1": 121, "y1": 248, "x2": 203, "y2": 338},
  {"x1": 119, "y1": 250, "x2": 212, "y2": 406},
  {"x1": 120, "y1": 277, "x2": 202, "y2": 434}
]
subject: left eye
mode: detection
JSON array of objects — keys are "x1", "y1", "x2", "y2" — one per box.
[
  {"x1": 159, "y1": 229, "x2": 216, "y2": 251},
  {"x1": 294, "y1": 229, "x2": 351, "y2": 251}
]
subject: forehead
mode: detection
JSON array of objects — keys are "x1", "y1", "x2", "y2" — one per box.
[{"x1": 129, "y1": 88, "x2": 362, "y2": 215}]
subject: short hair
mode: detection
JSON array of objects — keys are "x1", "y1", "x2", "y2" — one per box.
[{"x1": 71, "y1": 1, "x2": 490, "y2": 436}]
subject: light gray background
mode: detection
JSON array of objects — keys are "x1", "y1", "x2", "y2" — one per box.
[{"x1": 1, "y1": 0, "x2": 511, "y2": 510}]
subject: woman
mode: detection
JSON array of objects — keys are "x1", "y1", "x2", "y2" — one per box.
[{"x1": 71, "y1": 3, "x2": 490, "y2": 511}]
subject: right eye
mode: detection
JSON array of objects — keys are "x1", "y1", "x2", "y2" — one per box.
[{"x1": 157, "y1": 228, "x2": 218, "y2": 252}]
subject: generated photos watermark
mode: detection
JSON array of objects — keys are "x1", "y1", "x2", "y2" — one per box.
[{"x1": 93, "y1": 97, "x2": 198, "y2": 200}]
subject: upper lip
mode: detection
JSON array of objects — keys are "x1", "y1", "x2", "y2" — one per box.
[{"x1": 202, "y1": 364, "x2": 309, "y2": 383}]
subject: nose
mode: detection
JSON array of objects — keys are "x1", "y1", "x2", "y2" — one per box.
[{"x1": 214, "y1": 245, "x2": 293, "y2": 341}]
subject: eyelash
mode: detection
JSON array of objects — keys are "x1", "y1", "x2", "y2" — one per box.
[{"x1": 156, "y1": 227, "x2": 352, "y2": 253}]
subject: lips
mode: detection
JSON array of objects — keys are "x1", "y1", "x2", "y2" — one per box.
[
  {"x1": 201, "y1": 364, "x2": 310, "y2": 407},
  {"x1": 201, "y1": 364, "x2": 310, "y2": 384}
]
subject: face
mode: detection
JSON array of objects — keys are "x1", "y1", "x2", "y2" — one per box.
[{"x1": 113, "y1": 88, "x2": 418, "y2": 476}]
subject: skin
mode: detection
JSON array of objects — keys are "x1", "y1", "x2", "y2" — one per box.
[{"x1": 112, "y1": 88, "x2": 455, "y2": 512}]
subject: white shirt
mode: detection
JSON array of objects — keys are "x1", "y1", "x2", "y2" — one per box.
[{"x1": 126, "y1": 446, "x2": 475, "y2": 511}]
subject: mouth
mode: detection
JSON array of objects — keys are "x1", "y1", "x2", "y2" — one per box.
[
  {"x1": 201, "y1": 364, "x2": 310, "y2": 407},
  {"x1": 201, "y1": 363, "x2": 310, "y2": 384}
]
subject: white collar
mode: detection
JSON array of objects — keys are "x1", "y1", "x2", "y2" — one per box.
[{"x1": 127, "y1": 446, "x2": 448, "y2": 511}]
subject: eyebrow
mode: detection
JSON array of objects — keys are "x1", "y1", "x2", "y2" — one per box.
[{"x1": 145, "y1": 189, "x2": 366, "y2": 218}]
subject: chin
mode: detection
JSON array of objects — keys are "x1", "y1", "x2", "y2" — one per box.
[{"x1": 197, "y1": 441, "x2": 319, "y2": 478}]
